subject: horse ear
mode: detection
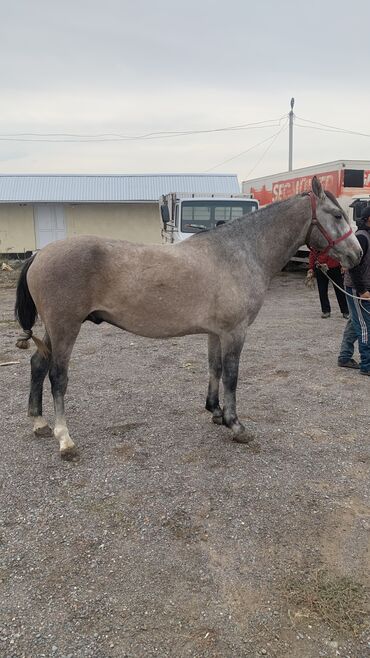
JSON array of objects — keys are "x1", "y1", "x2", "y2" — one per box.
[{"x1": 311, "y1": 176, "x2": 325, "y2": 200}]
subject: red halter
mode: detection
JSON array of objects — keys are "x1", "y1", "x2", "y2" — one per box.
[{"x1": 305, "y1": 192, "x2": 353, "y2": 257}]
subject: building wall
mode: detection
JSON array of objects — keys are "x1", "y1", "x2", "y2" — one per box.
[
  {"x1": 0, "y1": 202, "x2": 161, "y2": 253},
  {"x1": 67, "y1": 203, "x2": 160, "y2": 244},
  {"x1": 0, "y1": 204, "x2": 36, "y2": 253}
]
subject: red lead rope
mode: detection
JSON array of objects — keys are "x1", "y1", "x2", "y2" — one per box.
[{"x1": 305, "y1": 192, "x2": 353, "y2": 257}]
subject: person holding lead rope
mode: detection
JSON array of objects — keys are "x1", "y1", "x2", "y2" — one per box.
[
  {"x1": 339, "y1": 206, "x2": 370, "y2": 375},
  {"x1": 306, "y1": 248, "x2": 349, "y2": 319}
]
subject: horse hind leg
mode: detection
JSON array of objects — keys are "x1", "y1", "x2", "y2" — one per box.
[
  {"x1": 48, "y1": 323, "x2": 81, "y2": 460},
  {"x1": 205, "y1": 334, "x2": 223, "y2": 424},
  {"x1": 28, "y1": 332, "x2": 53, "y2": 437}
]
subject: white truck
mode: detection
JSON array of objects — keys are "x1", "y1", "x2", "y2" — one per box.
[
  {"x1": 242, "y1": 159, "x2": 370, "y2": 262},
  {"x1": 159, "y1": 193, "x2": 259, "y2": 243}
]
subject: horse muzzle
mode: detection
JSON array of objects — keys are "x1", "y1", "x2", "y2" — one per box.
[{"x1": 335, "y1": 242, "x2": 363, "y2": 270}]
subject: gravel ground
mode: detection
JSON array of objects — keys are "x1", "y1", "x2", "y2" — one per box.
[{"x1": 0, "y1": 271, "x2": 369, "y2": 658}]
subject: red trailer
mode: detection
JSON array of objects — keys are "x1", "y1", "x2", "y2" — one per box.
[{"x1": 242, "y1": 160, "x2": 370, "y2": 262}]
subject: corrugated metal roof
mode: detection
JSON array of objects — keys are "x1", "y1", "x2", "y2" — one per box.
[{"x1": 0, "y1": 174, "x2": 240, "y2": 203}]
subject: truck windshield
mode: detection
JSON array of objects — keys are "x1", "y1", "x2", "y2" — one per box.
[{"x1": 181, "y1": 200, "x2": 258, "y2": 233}]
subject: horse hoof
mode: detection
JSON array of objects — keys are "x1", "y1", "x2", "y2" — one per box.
[
  {"x1": 60, "y1": 446, "x2": 79, "y2": 461},
  {"x1": 212, "y1": 414, "x2": 223, "y2": 425},
  {"x1": 232, "y1": 432, "x2": 254, "y2": 444},
  {"x1": 232, "y1": 424, "x2": 255, "y2": 444},
  {"x1": 34, "y1": 425, "x2": 53, "y2": 438}
]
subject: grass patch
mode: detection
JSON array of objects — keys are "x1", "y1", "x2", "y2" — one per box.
[{"x1": 284, "y1": 569, "x2": 369, "y2": 636}]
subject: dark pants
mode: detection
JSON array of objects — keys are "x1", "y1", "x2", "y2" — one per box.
[
  {"x1": 338, "y1": 317, "x2": 358, "y2": 362},
  {"x1": 346, "y1": 286, "x2": 370, "y2": 373},
  {"x1": 316, "y1": 266, "x2": 348, "y2": 314}
]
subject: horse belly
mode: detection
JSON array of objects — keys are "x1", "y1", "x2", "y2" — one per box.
[{"x1": 99, "y1": 288, "x2": 208, "y2": 339}]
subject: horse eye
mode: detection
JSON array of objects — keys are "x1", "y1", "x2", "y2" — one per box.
[{"x1": 334, "y1": 214, "x2": 342, "y2": 220}]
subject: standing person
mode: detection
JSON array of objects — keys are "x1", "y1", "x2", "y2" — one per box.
[
  {"x1": 306, "y1": 249, "x2": 349, "y2": 319},
  {"x1": 343, "y1": 206, "x2": 370, "y2": 376}
]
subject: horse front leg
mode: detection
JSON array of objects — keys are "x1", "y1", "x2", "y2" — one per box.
[
  {"x1": 221, "y1": 329, "x2": 254, "y2": 443},
  {"x1": 205, "y1": 333, "x2": 223, "y2": 424},
  {"x1": 28, "y1": 333, "x2": 53, "y2": 437}
]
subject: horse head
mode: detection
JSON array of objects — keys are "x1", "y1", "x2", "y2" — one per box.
[{"x1": 307, "y1": 176, "x2": 362, "y2": 269}]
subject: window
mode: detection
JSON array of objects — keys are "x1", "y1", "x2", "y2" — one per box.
[
  {"x1": 343, "y1": 169, "x2": 364, "y2": 188},
  {"x1": 180, "y1": 200, "x2": 258, "y2": 233}
]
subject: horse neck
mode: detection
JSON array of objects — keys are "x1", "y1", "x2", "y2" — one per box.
[{"x1": 237, "y1": 196, "x2": 311, "y2": 276}]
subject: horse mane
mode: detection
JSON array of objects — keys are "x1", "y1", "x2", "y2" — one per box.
[
  {"x1": 203, "y1": 190, "x2": 344, "y2": 238},
  {"x1": 324, "y1": 189, "x2": 342, "y2": 209}
]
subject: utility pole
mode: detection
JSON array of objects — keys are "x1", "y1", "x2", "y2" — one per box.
[{"x1": 288, "y1": 97, "x2": 295, "y2": 172}]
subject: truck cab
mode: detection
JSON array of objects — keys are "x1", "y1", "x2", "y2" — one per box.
[
  {"x1": 160, "y1": 193, "x2": 259, "y2": 244},
  {"x1": 350, "y1": 195, "x2": 370, "y2": 225}
]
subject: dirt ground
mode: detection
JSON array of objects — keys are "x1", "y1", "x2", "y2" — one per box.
[{"x1": 0, "y1": 270, "x2": 369, "y2": 658}]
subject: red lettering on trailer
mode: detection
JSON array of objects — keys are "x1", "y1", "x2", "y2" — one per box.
[
  {"x1": 272, "y1": 171, "x2": 339, "y2": 201},
  {"x1": 250, "y1": 185, "x2": 273, "y2": 205}
]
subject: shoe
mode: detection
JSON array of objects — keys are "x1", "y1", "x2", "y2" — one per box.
[
  {"x1": 338, "y1": 359, "x2": 360, "y2": 369},
  {"x1": 360, "y1": 370, "x2": 370, "y2": 376},
  {"x1": 342, "y1": 313, "x2": 349, "y2": 319},
  {"x1": 321, "y1": 312, "x2": 330, "y2": 318}
]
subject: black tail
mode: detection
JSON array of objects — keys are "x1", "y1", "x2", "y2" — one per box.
[{"x1": 15, "y1": 254, "x2": 38, "y2": 331}]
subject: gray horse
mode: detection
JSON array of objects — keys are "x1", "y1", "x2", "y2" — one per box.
[{"x1": 15, "y1": 177, "x2": 362, "y2": 459}]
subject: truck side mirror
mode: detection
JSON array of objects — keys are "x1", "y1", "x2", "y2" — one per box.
[{"x1": 160, "y1": 205, "x2": 170, "y2": 224}]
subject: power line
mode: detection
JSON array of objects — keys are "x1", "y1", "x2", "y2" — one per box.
[
  {"x1": 243, "y1": 120, "x2": 288, "y2": 179},
  {"x1": 0, "y1": 116, "x2": 287, "y2": 143},
  {"x1": 1, "y1": 108, "x2": 368, "y2": 177},
  {"x1": 204, "y1": 121, "x2": 288, "y2": 172},
  {"x1": 295, "y1": 115, "x2": 370, "y2": 139},
  {"x1": 0, "y1": 112, "x2": 368, "y2": 144}
]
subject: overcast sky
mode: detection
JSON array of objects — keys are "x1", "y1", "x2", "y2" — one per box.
[{"x1": 1, "y1": 0, "x2": 369, "y2": 182}]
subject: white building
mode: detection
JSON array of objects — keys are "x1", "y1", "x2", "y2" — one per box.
[{"x1": 0, "y1": 173, "x2": 240, "y2": 256}]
